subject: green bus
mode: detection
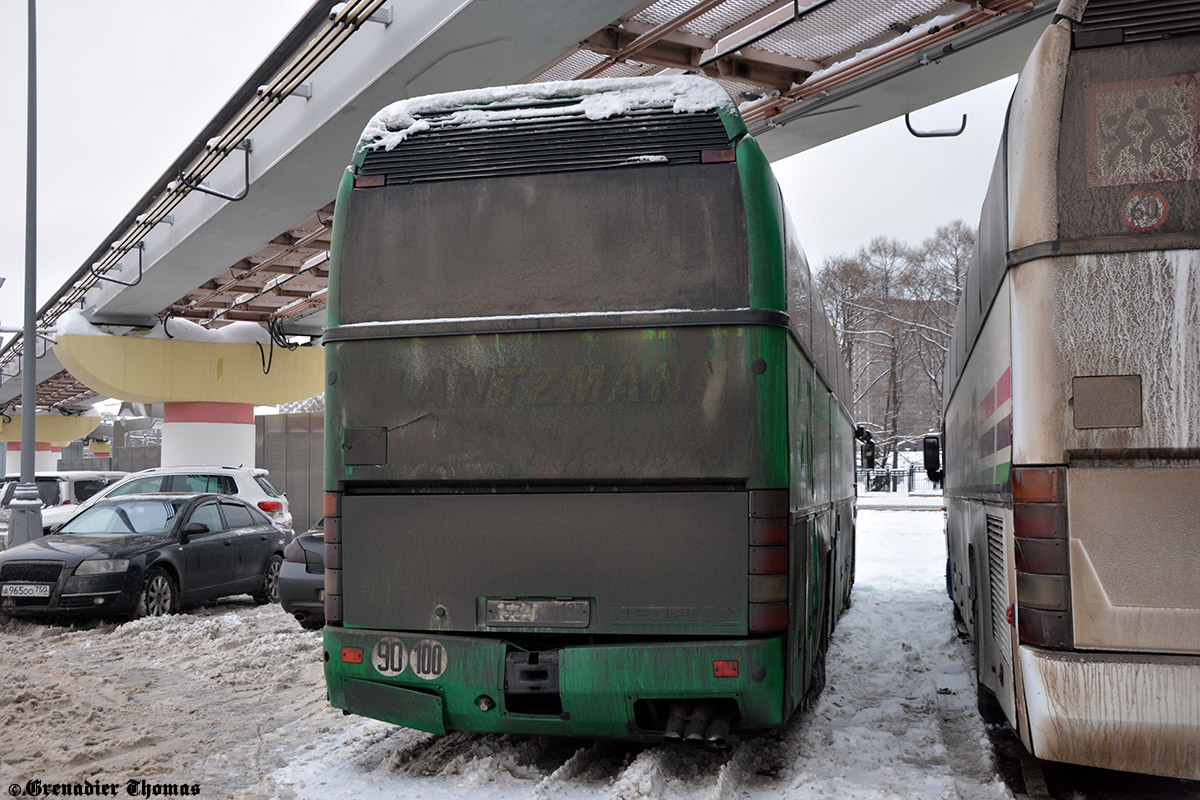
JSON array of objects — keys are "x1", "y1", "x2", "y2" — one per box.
[{"x1": 321, "y1": 76, "x2": 857, "y2": 743}]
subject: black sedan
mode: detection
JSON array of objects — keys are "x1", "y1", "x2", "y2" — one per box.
[
  {"x1": 0, "y1": 494, "x2": 287, "y2": 620},
  {"x1": 279, "y1": 517, "x2": 325, "y2": 630}
]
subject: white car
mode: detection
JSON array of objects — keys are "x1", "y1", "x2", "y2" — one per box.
[
  {"x1": 39, "y1": 466, "x2": 293, "y2": 534},
  {"x1": 1, "y1": 471, "x2": 129, "y2": 544}
]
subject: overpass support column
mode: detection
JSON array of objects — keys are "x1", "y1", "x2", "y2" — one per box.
[
  {"x1": 2, "y1": 414, "x2": 102, "y2": 474},
  {"x1": 53, "y1": 320, "x2": 322, "y2": 471},
  {"x1": 162, "y1": 402, "x2": 256, "y2": 468}
]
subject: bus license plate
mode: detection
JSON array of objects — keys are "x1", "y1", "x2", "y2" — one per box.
[
  {"x1": 485, "y1": 598, "x2": 590, "y2": 628},
  {"x1": 1, "y1": 584, "x2": 51, "y2": 598}
]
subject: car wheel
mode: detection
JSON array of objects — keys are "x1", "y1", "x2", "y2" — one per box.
[
  {"x1": 252, "y1": 554, "x2": 283, "y2": 605},
  {"x1": 134, "y1": 568, "x2": 178, "y2": 619}
]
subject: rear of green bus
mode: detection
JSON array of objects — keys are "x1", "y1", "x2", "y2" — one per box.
[{"x1": 321, "y1": 77, "x2": 855, "y2": 742}]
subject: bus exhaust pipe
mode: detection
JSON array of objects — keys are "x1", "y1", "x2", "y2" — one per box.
[
  {"x1": 705, "y1": 716, "x2": 731, "y2": 748},
  {"x1": 684, "y1": 702, "x2": 714, "y2": 742},
  {"x1": 663, "y1": 702, "x2": 688, "y2": 740}
]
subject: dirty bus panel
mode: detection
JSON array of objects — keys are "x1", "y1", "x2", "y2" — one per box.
[{"x1": 329, "y1": 327, "x2": 755, "y2": 483}]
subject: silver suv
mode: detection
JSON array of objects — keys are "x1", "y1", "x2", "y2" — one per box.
[{"x1": 40, "y1": 466, "x2": 293, "y2": 534}]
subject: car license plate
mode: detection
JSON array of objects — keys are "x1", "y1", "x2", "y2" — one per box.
[
  {"x1": 1, "y1": 583, "x2": 51, "y2": 598},
  {"x1": 485, "y1": 598, "x2": 590, "y2": 628}
]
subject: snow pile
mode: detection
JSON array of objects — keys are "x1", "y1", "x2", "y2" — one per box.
[
  {"x1": 0, "y1": 404, "x2": 97, "y2": 419},
  {"x1": 144, "y1": 316, "x2": 271, "y2": 345},
  {"x1": 54, "y1": 308, "x2": 271, "y2": 345},
  {"x1": 858, "y1": 491, "x2": 944, "y2": 509},
  {"x1": 778, "y1": 510, "x2": 1007, "y2": 800},
  {"x1": 55, "y1": 309, "x2": 108, "y2": 337},
  {"x1": 363, "y1": 76, "x2": 734, "y2": 152}
]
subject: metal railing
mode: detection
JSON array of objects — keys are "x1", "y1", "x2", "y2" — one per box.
[{"x1": 856, "y1": 467, "x2": 940, "y2": 493}]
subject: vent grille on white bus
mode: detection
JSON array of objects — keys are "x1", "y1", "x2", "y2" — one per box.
[
  {"x1": 986, "y1": 513, "x2": 1010, "y2": 660},
  {"x1": 1075, "y1": 0, "x2": 1200, "y2": 47},
  {"x1": 359, "y1": 108, "x2": 732, "y2": 185}
]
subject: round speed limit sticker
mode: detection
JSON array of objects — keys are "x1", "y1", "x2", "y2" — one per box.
[
  {"x1": 410, "y1": 639, "x2": 448, "y2": 680},
  {"x1": 371, "y1": 637, "x2": 408, "y2": 677}
]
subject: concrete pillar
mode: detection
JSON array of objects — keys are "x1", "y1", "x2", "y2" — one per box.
[
  {"x1": 4, "y1": 443, "x2": 57, "y2": 472},
  {"x1": 161, "y1": 402, "x2": 256, "y2": 468},
  {"x1": 37, "y1": 443, "x2": 58, "y2": 471}
]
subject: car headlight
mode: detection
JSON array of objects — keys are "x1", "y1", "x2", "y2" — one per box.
[{"x1": 75, "y1": 558, "x2": 130, "y2": 576}]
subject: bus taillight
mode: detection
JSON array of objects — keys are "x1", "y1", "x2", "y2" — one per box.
[
  {"x1": 1012, "y1": 467, "x2": 1072, "y2": 649},
  {"x1": 749, "y1": 602, "x2": 789, "y2": 632},
  {"x1": 750, "y1": 546, "x2": 788, "y2": 574},
  {"x1": 324, "y1": 491, "x2": 343, "y2": 625},
  {"x1": 748, "y1": 490, "x2": 789, "y2": 632}
]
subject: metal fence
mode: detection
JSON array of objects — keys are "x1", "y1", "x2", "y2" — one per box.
[
  {"x1": 856, "y1": 467, "x2": 940, "y2": 493},
  {"x1": 254, "y1": 412, "x2": 324, "y2": 534},
  {"x1": 58, "y1": 445, "x2": 161, "y2": 474}
]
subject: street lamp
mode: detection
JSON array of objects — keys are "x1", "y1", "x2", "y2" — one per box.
[{"x1": 10, "y1": 0, "x2": 40, "y2": 547}]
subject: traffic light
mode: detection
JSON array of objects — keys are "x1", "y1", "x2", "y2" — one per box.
[{"x1": 860, "y1": 440, "x2": 876, "y2": 469}]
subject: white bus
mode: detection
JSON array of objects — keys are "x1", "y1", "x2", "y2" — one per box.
[{"x1": 926, "y1": 0, "x2": 1199, "y2": 780}]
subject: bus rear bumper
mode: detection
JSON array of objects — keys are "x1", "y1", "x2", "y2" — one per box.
[
  {"x1": 1018, "y1": 645, "x2": 1200, "y2": 780},
  {"x1": 324, "y1": 627, "x2": 786, "y2": 741}
]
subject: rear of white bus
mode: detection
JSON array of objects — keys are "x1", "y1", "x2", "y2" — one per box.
[{"x1": 1003, "y1": 1, "x2": 1200, "y2": 779}]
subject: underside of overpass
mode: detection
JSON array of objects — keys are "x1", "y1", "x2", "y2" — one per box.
[{"x1": 1, "y1": 0, "x2": 1071, "y2": 415}]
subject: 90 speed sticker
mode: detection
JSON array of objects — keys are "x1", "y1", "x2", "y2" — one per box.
[
  {"x1": 370, "y1": 637, "x2": 447, "y2": 680},
  {"x1": 371, "y1": 637, "x2": 407, "y2": 677}
]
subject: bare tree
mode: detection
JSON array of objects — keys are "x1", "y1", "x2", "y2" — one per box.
[
  {"x1": 907, "y1": 221, "x2": 974, "y2": 405},
  {"x1": 815, "y1": 254, "x2": 873, "y2": 378},
  {"x1": 816, "y1": 222, "x2": 973, "y2": 469}
]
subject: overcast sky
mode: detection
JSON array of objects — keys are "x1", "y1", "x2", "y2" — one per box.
[{"x1": 0, "y1": 1, "x2": 1017, "y2": 351}]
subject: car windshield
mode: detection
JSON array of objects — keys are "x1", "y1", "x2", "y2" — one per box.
[{"x1": 58, "y1": 499, "x2": 185, "y2": 535}]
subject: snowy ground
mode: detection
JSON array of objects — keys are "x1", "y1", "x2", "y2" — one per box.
[{"x1": 0, "y1": 506, "x2": 1169, "y2": 800}]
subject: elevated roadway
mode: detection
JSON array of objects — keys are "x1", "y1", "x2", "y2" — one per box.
[{"x1": 0, "y1": 0, "x2": 1059, "y2": 411}]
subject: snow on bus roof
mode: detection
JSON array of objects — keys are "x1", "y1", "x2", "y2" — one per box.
[{"x1": 362, "y1": 75, "x2": 735, "y2": 153}]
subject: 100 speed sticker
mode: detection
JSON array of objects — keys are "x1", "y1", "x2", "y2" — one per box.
[{"x1": 370, "y1": 637, "x2": 448, "y2": 680}]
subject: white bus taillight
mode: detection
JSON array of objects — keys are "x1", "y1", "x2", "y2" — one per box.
[{"x1": 1012, "y1": 468, "x2": 1072, "y2": 649}]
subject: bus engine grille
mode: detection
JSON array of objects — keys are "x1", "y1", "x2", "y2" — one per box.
[
  {"x1": 1074, "y1": 0, "x2": 1200, "y2": 47},
  {"x1": 359, "y1": 108, "x2": 732, "y2": 184}
]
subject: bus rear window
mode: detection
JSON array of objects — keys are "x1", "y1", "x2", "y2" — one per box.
[{"x1": 337, "y1": 164, "x2": 749, "y2": 325}]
